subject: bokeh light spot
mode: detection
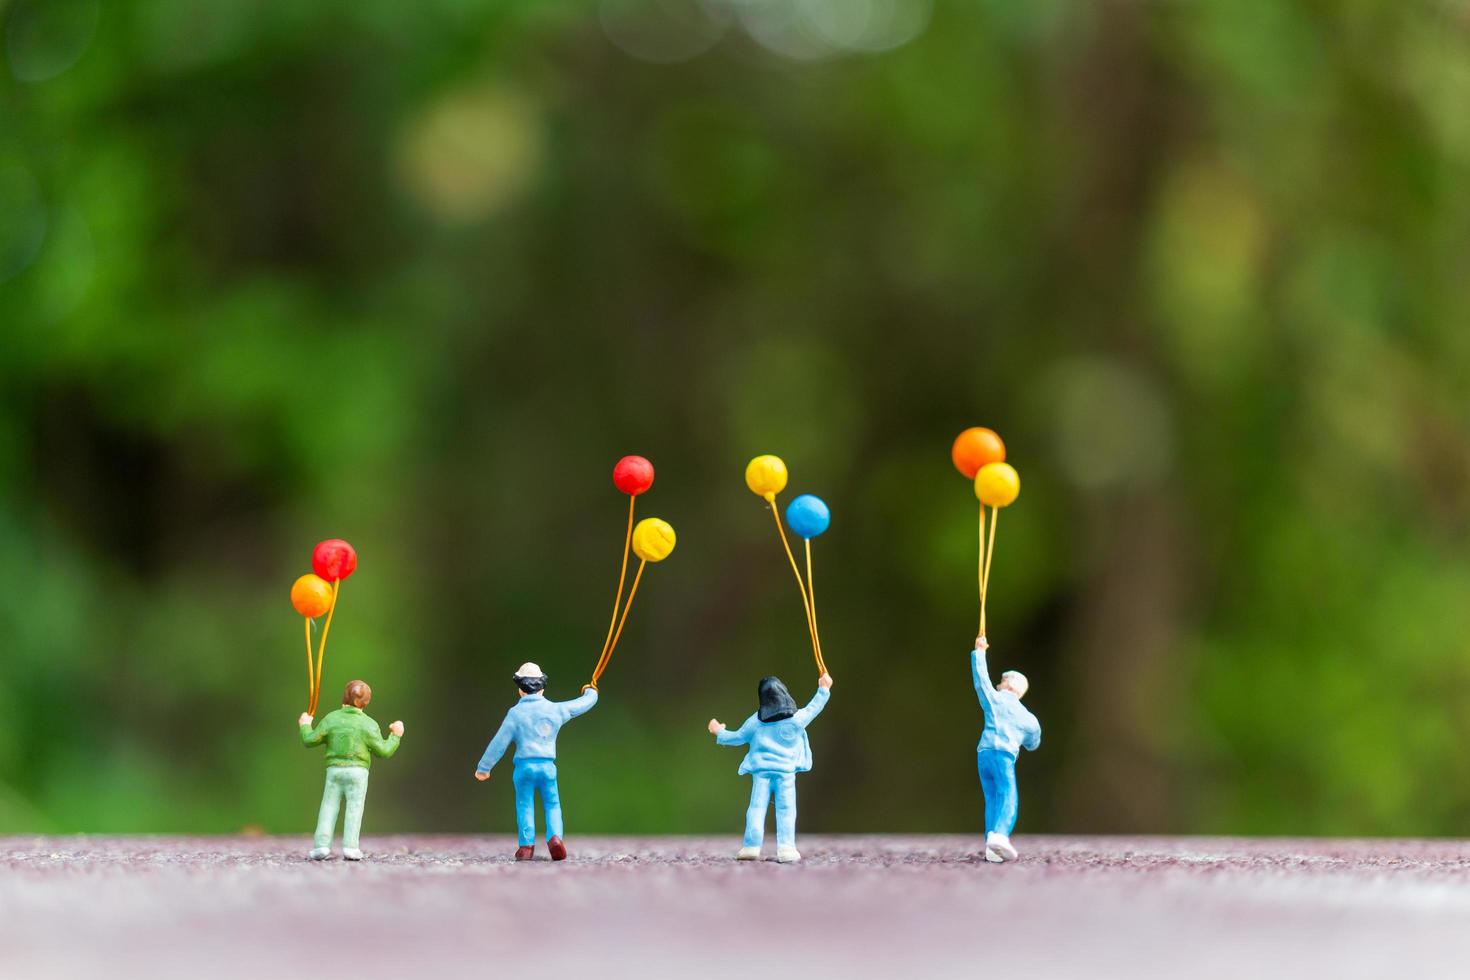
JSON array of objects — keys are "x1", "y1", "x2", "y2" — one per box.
[
  {"x1": 601, "y1": 0, "x2": 732, "y2": 64},
  {"x1": 1042, "y1": 357, "x2": 1175, "y2": 492},
  {"x1": 397, "y1": 85, "x2": 544, "y2": 224},
  {"x1": 0, "y1": 162, "x2": 48, "y2": 283},
  {"x1": 4, "y1": 0, "x2": 99, "y2": 83}
]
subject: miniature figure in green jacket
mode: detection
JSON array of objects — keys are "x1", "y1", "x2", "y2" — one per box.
[{"x1": 298, "y1": 679, "x2": 404, "y2": 861}]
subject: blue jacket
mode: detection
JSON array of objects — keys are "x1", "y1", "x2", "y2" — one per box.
[
  {"x1": 715, "y1": 687, "x2": 830, "y2": 775},
  {"x1": 476, "y1": 689, "x2": 599, "y2": 772},
  {"x1": 972, "y1": 648, "x2": 1040, "y2": 757}
]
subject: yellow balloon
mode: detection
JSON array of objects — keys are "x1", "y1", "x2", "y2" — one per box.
[
  {"x1": 632, "y1": 517, "x2": 677, "y2": 562},
  {"x1": 745, "y1": 455, "x2": 788, "y2": 499},
  {"x1": 975, "y1": 462, "x2": 1020, "y2": 507}
]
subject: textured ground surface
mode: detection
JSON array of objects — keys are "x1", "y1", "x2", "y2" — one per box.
[{"x1": 5, "y1": 834, "x2": 1470, "y2": 977}]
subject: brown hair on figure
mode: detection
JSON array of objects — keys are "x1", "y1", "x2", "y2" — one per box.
[{"x1": 343, "y1": 680, "x2": 371, "y2": 709}]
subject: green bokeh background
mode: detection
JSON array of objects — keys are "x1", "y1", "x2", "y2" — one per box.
[{"x1": 3, "y1": 0, "x2": 1470, "y2": 837}]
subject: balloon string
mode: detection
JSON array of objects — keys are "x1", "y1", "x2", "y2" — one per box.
[
  {"x1": 311, "y1": 580, "x2": 340, "y2": 716},
  {"x1": 304, "y1": 617, "x2": 315, "y2": 713},
  {"x1": 804, "y1": 537, "x2": 826, "y2": 676},
  {"x1": 591, "y1": 496, "x2": 636, "y2": 686},
  {"x1": 593, "y1": 560, "x2": 646, "y2": 688},
  {"x1": 980, "y1": 507, "x2": 999, "y2": 637},
  {"x1": 978, "y1": 502, "x2": 987, "y2": 635},
  {"x1": 768, "y1": 496, "x2": 821, "y2": 675}
]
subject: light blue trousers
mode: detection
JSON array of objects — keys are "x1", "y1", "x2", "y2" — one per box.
[
  {"x1": 743, "y1": 772, "x2": 797, "y2": 849},
  {"x1": 314, "y1": 766, "x2": 369, "y2": 850},
  {"x1": 512, "y1": 759, "x2": 563, "y2": 846},
  {"x1": 977, "y1": 749, "x2": 1018, "y2": 836}
]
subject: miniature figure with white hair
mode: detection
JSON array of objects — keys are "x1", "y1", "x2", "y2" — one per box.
[
  {"x1": 971, "y1": 635, "x2": 1040, "y2": 863},
  {"x1": 473, "y1": 662, "x2": 599, "y2": 861}
]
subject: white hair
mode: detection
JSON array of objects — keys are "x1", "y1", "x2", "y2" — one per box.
[{"x1": 1000, "y1": 670, "x2": 1029, "y2": 698}]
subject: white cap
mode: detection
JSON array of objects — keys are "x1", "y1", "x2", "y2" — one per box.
[
  {"x1": 514, "y1": 662, "x2": 544, "y2": 678},
  {"x1": 1000, "y1": 670, "x2": 1029, "y2": 698}
]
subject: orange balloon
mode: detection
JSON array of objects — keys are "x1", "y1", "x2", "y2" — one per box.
[
  {"x1": 291, "y1": 574, "x2": 334, "y2": 618},
  {"x1": 951, "y1": 427, "x2": 1006, "y2": 479}
]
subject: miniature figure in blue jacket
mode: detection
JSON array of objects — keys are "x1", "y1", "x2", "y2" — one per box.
[
  {"x1": 708, "y1": 672, "x2": 832, "y2": 864},
  {"x1": 971, "y1": 635, "x2": 1040, "y2": 863},
  {"x1": 474, "y1": 662, "x2": 598, "y2": 862}
]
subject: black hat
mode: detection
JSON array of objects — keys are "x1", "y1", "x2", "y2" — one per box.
[{"x1": 758, "y1": 676, "x2": 797, "y2": 722}]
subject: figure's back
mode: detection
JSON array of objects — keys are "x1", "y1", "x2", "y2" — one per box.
[{"x1": 510, "y1": 696, "x2": 566, "y2": 759}]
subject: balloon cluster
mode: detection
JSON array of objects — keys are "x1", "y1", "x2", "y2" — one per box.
[
  {"x1": 952, "y1": 428, "x2": 1020, "y2": 635},
  {"x1": 745, "y1": 455, "x2": 830, "y2": 676},
  {"x1": 289, "y1": 539, "x2": 358, "y2": 715},
  {"x1": 589, "y1": 456, "x2": 677, "y2": 690}
]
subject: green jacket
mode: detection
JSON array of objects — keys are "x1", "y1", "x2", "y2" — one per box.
[{"x1": 300, "y1": 706, "x2": 400, "y2": 769}]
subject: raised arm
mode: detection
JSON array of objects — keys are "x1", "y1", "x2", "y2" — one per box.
[
  {"x1": 299, "y1": 713, "x2": 326, "y2": 747},
  {"x1": 971, "y1": 637, "x2": 996, "y2": 709},
  {"x1": 366, "y1": 721, "x2": 402, "y2": 759},
  {"x1": 560, "y1": 687, "x2": 599, "y2": 721},
  {"x1": 476, "y1": 716, "x2": 515, "y2": 774},
  {"x1": 793, "y1": 675, "x2": 833, "y2": 728}
]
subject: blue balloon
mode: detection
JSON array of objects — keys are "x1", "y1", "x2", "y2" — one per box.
[{"x1": 785, "y1": 494, "x2": 830, "y2": 539}]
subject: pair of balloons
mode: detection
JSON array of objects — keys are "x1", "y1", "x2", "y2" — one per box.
[
  {"x1": 591, "y1": 457, "x2": 677, "y2": 691},
  {"x1": 290, "y1": 540, "x2": 358, "y2": 618},
  {"x1": 745, "y1": 455, "x2": 830, "y2": 539},
  {"x1": 745, "y1": 454, "x2": 830, "y2": 676},
  {"x1": 613, "y1": 455, "x2": 676, "y2": 562},
  {"x1": 952, "y1": 427, "x2": 1020, "y2": 508}
]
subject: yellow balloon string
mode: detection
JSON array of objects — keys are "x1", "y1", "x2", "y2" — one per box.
[
  {"x1": 591, "y1": 496, "x2": 637, "y2": 688},
  {"x1": 804, "y1": 537, "x2": 826, "y2": 676},
  {"x1": 312, "y1": 579, "x2": 340, "y2": 716},
  {"x1": 593, "y1": 559, "x2": 646, "y2": 688},
  {"x1": 767, "y1": 495, "x2": 821, "y2": 676},
  {"x1": 978, "y1": 501, "x2": 987, "y2": 634},
  {"x1": 980, "y1": 506, "x2": 999, "y2": 636},
  {"x1": 304, "y1": 617, "x2": 315, "y2": 712}
]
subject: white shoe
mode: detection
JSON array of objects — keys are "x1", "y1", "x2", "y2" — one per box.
[
  {"x1": 342, "y1": 848, "x2": 363, "y2": 861},
  {"x1": 985, "y1": 847, "x2": 1003, "y2": 863},
  {"x1": 775, "y1": 846, "x2": 801, "y2": 864},
  {"x1": 986, "y1": 833, "x2": 1017, "y2": 862},
  {"x1": 736, "y1": 846, "x2": 761, "y2": 861},
  {"x1": 308, "y1": 848, "x2": 331, "y2": 861}
]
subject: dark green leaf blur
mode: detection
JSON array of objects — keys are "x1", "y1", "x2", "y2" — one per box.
[{"x1": 3, "y1": 0, "x2": 1470, "y2": 837}]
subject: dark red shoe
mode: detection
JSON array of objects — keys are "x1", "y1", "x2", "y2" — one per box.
[
  {"x1": 547, "y1": 836, "x2": 568, "y2": 861},
  {"x1": 515, "y1": 845, "x2": 535, "y2": 862}
]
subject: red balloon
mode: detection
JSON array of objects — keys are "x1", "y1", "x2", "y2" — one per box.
[
  {"x1": 613, "y1": 456, "x2": 655, "y2": 496},
  {"x1": 312, "y1": 539, "x2": 358, "y2": 581}
]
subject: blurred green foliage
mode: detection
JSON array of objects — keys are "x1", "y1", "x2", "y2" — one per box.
[{"x1": 3, "y1": 0, "x2": 1470, "y2": 838}]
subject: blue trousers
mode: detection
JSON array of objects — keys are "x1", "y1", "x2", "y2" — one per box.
[
  {"x1": 512, "y1": 759, "x2": 563, "y2": 846},
  {"x1": 977, "y1": 749, "x2": 1018, "y2": 836},
  {"x1": 743, "y1": 772, "x2": 797, "y2": 848}
]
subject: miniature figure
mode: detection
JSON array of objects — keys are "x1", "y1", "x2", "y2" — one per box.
[
  {"x1": 971, "y1": 635, "x2": 1039, "y2": 863},
  {"x1": 474, "y1": 663, "x2": 598, "y2": 861},
  {"x1": 298, "y1": 679, "x2": 403, "y2": 861},
  {"x1": 708, "y1": 672, "x2": 832, "y2": 863}
]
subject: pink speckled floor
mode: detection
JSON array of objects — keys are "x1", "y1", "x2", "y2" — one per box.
[{"x1": 4, "y1": 835, "x2": 1469, "y2": 978}]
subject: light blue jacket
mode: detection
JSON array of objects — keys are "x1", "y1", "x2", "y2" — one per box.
[
  {"x1": 715, "y1": 687, "x2": 830, "y2": 775},
  {"x1": 972, "y1": 648, "x2": 1040, "y2": 757},
  {"x1": 476, "y1": 689, "x2": 599, "y2": 772}
]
